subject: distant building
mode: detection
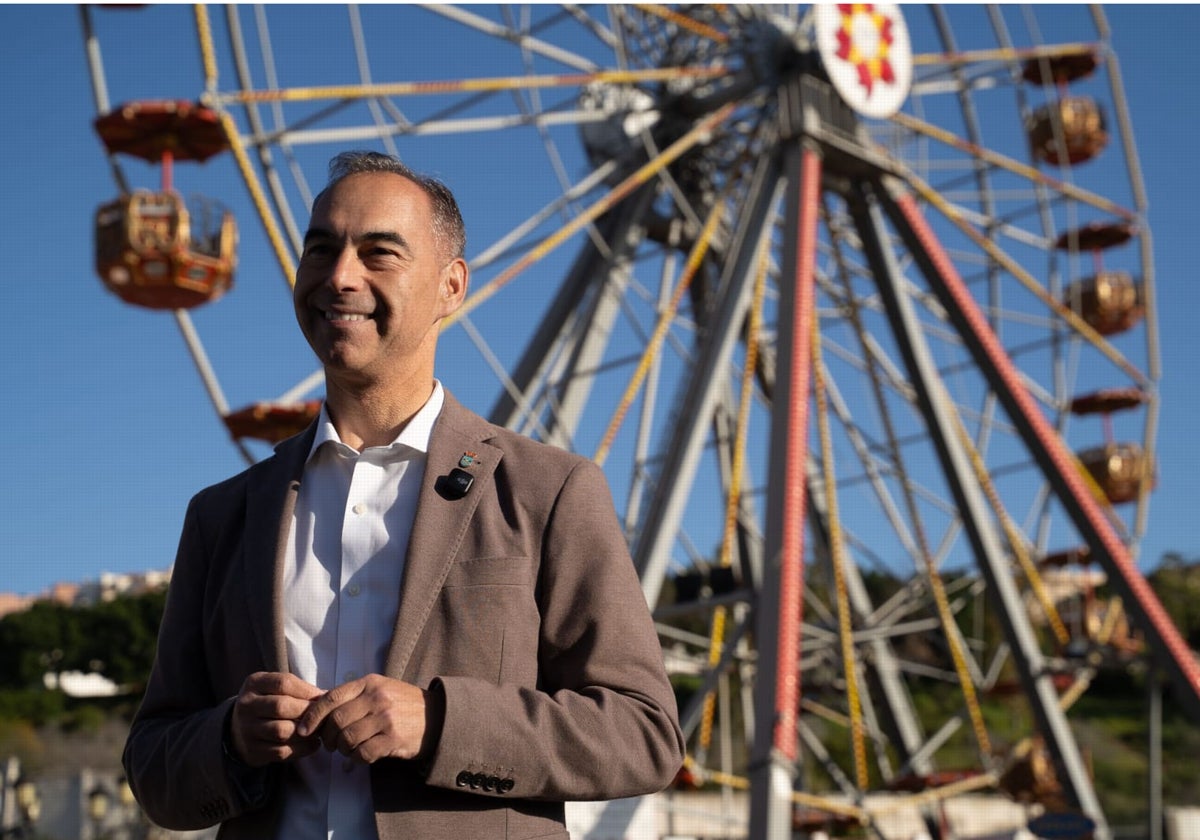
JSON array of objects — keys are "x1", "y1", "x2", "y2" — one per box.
[
  {"x1": 0, "y1": 592, "x2": 33, "y2": 619},
  {"x1": 0, "y1": 569, "x2": 169, "y2": 617},
  {"x1": 47, "y1": 582, "x2": 79, "y2": 606}
]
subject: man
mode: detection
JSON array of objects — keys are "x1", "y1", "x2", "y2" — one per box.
[{"x1": 123, "y1": 151, "x2": 685, "y2": 839}]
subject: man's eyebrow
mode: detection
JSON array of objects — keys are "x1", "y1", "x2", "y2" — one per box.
[
  {"x1": 360, "y1": 231, "x2": 412, "y2": 254},
  {"x1": 302, "y1": 226, "x2": 334, "y2": 246},
  {"x1": 301, "y1": 227, "x2": 411, "y2": 255}
]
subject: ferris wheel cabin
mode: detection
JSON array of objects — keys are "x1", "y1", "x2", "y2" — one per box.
[
  {"x1": 222, "y1": 400, "x2": 323, "y2": 444},
  {"x1": 1023, "y1": 51, "x2": 1109, "y2": 166},
  {"x1": 1057, "y1": 220, "x2": 1144, "y2": 337},
  {"x1": 92, "y1": 100, "x2": 236, "y2": 310},
  {"x1": 95, "y1": 191, "x2": 236, "y2": 310}
]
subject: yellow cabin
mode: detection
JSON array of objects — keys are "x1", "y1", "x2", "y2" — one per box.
[
  {"x1": 1028, "y1": 96, "x2": 1108, "y2": 166},
  {"x1": 95, "y1": 190, "x2": 236, "y2": 310}
]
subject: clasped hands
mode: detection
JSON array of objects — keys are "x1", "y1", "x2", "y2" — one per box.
[{"x1": 229, "y1": 671, "x2": 442, "y2": 768}]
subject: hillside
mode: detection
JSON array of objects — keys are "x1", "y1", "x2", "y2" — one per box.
[{"x1": 2, "y1": 558, "x2": 1199, "y2": 827}]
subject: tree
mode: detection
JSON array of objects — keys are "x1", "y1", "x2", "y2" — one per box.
[
  {"x1": 1148, "y1": 552, "x2": 1200, "y2": 648},
  {"x1": 0, "y1": 589, "x2": 166, "y2": 696}
]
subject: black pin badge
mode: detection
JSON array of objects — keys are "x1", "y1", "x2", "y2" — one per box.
[
  {"x1": 437, "y1": 452, "x2": 479, "y2": 500},
  {"x1": 445, "y1": 468, "x2": 474, "y2": 498}
]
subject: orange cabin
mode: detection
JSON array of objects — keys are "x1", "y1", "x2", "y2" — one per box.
[
  {"x1": 95, "y1": 190, "x2": 236, "y2": 310},
  {"x1": 223, "y1": 400, "x2": 322, "y2": 444},
  {"x1": 1021, "y1": 52, "x2": 1100, "y2": 87},
  {"x1": 1055, "y1": 221, "x2": 1134, "y2": 253},
  {"x1": 998, "y1": 739, "x2": 1069, "y2": 810},
  {"x1": 94, "y1": 100, "x2": 228, "y2": 165},
  {"x1": 1062, "y1": 270, "x2": 1143, "y2": 336},
  {"x1": 1077, "y1": 441, "x2": 1153, "y2": 505},
  {"x1": 1069, "y1": 387, "x2": 1149, "y2": 416},
  {"x1": 1027, "y1": 96, "x2": 1108, "y2": 165}
]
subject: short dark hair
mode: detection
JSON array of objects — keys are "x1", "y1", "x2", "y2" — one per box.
[{"x1": 317, "y1": 150, "x2": 466, "y2": 261}]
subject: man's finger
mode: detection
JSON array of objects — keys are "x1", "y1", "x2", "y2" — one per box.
[
  {"x1": 238, "y1": 692, "x2": 303, "y2": 719},
  {"x1": 243, "y1": 671, "x2": 324, "y2": 700},
  {"x1": 297, "y1": 680, "x2": 362, "y2": 737}
]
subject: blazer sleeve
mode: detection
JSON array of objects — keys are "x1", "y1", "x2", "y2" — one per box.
[
  {"x1": 122, "y1": 494, "x2": 276, "y2": 830},
  {"x1": 422, "y1": 457, "x2": 685, "y2": 801}
]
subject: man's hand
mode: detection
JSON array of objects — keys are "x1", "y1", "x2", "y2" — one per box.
[
  {"x1": 297, "y1": 674, "x2": 443, "y2": 765},
  {"x1": 229, "y1": 672, "x2": 325, "y2": 767}
]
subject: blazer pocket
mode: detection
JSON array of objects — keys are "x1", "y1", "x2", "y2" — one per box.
[
  {"x1": 427, "y1": 556, "x2": 540, "y2": 686},
  {"x1": 441, "y1": 555, "x2": 533, "y2": 588}
]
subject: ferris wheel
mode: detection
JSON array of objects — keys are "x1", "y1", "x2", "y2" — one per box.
[{"x1": 81, "y1": 4, "x2": 1196, "y2": 837}]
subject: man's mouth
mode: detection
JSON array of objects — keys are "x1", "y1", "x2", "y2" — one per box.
[{"x1": 323, "y1": 310, "x2": 372, "y2": 322}]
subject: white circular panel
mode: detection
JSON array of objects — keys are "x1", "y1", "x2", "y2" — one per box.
[{"x1": 814, "y1": 3, "x2": 913, "y2": 118}]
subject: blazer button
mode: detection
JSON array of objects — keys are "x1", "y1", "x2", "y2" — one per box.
[
  {"x1": 455, "y1": 771, "x2": 472, "y2": 788},
  {"x1": 499, "y1": 778, "x2": 515, "y2": 794}
]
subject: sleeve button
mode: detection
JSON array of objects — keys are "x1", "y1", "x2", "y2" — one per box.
[{"x1": 455, "y1": 771, "x2": 472, "y2": 788}]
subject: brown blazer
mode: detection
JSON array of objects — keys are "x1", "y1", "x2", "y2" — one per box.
[{"x1": 123, "y1": 391, "x2": 684, "y2": 839}]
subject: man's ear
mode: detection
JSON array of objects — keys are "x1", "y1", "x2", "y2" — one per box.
[{"x1": 438, "y1": 258, "x2": 469, "y2": 318}]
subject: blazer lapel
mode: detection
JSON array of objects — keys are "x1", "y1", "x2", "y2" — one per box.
[
  {"x1": 243, "y1": 425, "x2": 314, "y2": 673},
  {"x1": 383, "y1": 393, "x2": 501, "y2": 678}
]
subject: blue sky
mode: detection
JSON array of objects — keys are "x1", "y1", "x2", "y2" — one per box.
[{"x1": 1, "y1": 4, "x2": 1198, "y2": 598}]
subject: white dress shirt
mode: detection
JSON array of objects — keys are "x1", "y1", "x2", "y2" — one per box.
[{"x1": 277, "y1": 382, "x2": 444, "y2": 840}]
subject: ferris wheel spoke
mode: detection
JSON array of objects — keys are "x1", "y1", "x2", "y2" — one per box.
[
  {"x1": 223, "y1": 6, "x2": 307, "y2": 260},
  {"x1": 892, "y1": 111, "x2": 1136, "y2": 223},
  {"x1": 346, "y1": 6, "x2": 402, "y2": 160},
  {"x1": 451, "y1": 103, "x2": 736, "y2": 326},
  {"x1": 502, "y1": 9, "x2": 587, "y2": 227},
  {"x1": 469, "y1": 159, "x2": 620, "y2": 273},
  {"x1": 79, "y1": 6, "x2": 133, "y2": 196},
  {"x1": 901, "y1": 168, "x2": 1150, "y2": 388},
  {"x1": 806, "y1": 434, "x2": 930, "y2": 776},
  {"x1": 275, "y1": 369, "x2": 326, "y2": 407},
  {"x1": 421, "y1": 4, "x2": 602, "y2": 73}
]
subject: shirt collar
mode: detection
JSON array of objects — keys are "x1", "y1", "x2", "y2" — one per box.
[{"x1": 307, "y1": 380, "x2": 445, "y2": 461}]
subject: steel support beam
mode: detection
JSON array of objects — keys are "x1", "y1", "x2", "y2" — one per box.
[
  {"x1": 856, "y1": 184, "x2": 1108, "y2": 832},
  {"x1": 633, "y1": 150, "x2": 784, "y2": 608},
  {"x1": 748, "y1": 141, "x2": 822, "y2": 840},
  {"x1": 880, "y1": 185, "x2": 1200, "y2": 723}
]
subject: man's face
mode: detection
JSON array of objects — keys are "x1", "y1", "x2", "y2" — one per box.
[{"x1": 294, "y1": 172, "x2": 466, "y2": 389}]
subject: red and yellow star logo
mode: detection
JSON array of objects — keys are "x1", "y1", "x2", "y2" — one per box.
[{"x1": 833, "y1": 4, "x2": 896, "y2": 99}]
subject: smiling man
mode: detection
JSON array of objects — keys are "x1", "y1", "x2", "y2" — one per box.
[{"x1": 123, "y1": 151, "x2": 684, "y2": 840}]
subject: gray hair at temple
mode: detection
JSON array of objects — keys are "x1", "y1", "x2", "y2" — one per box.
[{"x1": 320, "y1": 150, "x2": 467, "y2": 262}]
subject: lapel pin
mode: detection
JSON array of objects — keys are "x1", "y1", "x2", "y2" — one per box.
[{"x1": 459, "y1": 451, "x2": 479, "y2": 468}]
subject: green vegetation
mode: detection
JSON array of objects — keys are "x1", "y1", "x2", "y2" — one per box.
[
  {"x1": 0, "y1": 589, "x2": 165, "y2": 735},
  {"x1": 5, "y1": 556, "x2": 1200, "y2": 820}
]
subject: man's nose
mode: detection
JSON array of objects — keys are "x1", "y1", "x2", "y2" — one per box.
[{"x1": 326, "y1": 248, "x2": 364, "y2": 291}]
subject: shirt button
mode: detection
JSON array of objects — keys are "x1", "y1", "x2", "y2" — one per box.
[
  {"x1": 352, "y1": 502, "x2": 366, "y2": 515},
  {"x1": 347, "y1": 583, "x2": 361, "y2": 597}
]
